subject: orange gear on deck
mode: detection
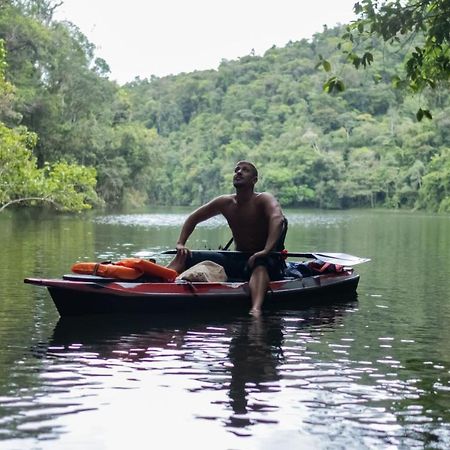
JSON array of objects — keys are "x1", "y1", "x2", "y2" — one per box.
[
  {"x1": 71, "y1": 262, "x2": 143, "y2": 280},
  {"x1": 118, "y1": 258, "x2": 177, "y2": 282},
  {"x1": 71, "y1": 258, "x2": 178, "y2": 282}
]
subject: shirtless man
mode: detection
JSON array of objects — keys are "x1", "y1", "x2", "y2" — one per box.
[{"x1": 169, "y1": 161, "x2": 286, "y2": 316}]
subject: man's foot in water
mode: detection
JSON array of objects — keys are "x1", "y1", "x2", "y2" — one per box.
[{"x1": 249, "y1": 308, "x2": 262, "y2": 317}]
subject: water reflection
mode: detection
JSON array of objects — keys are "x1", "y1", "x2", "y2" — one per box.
[
  {"x1": 227, "y1": 316, "x2": 284, "y2": 429},
  {"x1": 2, "y1": 295, "x2": 449, "y2": 448},
  {"x1": 35, "y1": 304, "x2": 355, "y2": 437}
]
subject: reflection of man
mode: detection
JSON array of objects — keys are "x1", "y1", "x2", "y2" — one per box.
[
  {"x1": 169, "y1": 161, "x2": 287, "y2": 316},
  {"x1": 227, "y1": 318, "x2": 283, "y2": 421}
]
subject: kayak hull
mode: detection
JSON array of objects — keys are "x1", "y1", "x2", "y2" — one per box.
[{"x1": 25, "y1": 271, "x2": 360, "y2": 317}]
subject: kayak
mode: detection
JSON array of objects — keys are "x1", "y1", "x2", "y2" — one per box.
[{"x1": 24, "y1": 269, "x2": 360, "y2": 317}]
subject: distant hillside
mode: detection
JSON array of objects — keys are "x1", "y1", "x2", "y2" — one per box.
[
  {"x1": 1, "y1": 1, "x2": 449, "y2": 212},
  {"x1": 121, "y1": 26, "x2": 449, "y2": 211}
]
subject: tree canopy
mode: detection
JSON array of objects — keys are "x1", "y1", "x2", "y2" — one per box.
[
  {"x1": 1, "y1": 0, "x2": 449, "y2": 213},
  {"x1": 0, "y1": 15, "x2": 100, "y2": 212},
  {"x1": 321, "y1": 0, "x2": 450, "y2": 121}
]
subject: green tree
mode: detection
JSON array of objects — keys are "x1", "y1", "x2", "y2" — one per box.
[
  {"x1": 0, "y1": 123, "x2": 99, "y2": 211},
  {"x1": 0, "y1": 39, "x2": 20, "y2": 125},
  {"x1": 322, "y1": 1, "x2": 450, "y2": 120},
  {"x1": 0, "y1": 29, "x2": 99, "y2": 212},
  {"x1": 417, "y1": 149, "x2": 450, "y2": 212},
  {"x1": 262, "y1": 166, "x2": 296, "y2": 204}
]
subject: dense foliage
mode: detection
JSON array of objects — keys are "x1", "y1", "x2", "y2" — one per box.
[
  {"x1": 327, "y1": 0, "x2": 450, "y2": 121},
  {"x1": 0, "y1": 121, "x2": 98, "y2": 211},
  {"x1": 0, "y1": 31, "x2": 99, "y2": 211},
  {"x1": 0, "y1": 0, "x2": 449, "y2": 212}
]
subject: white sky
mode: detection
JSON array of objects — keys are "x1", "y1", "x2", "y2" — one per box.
[{"x1": 54, "y1": 0, "x2": 358, "y2": 84}]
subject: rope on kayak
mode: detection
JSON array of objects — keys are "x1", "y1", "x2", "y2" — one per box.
[{"x1": 184, "y1": 280, "x2": 199, "y2": 296}]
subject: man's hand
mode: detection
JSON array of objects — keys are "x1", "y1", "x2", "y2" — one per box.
[
  {"x1": 176, "y1": 243, "x2": 191, "y2": 257},
  {"x1": 167, "y1": 243, "x2": 190, "y2": 274},
  {"x1": 247, "y1": 250, "x2": 269, "y2": 268}
]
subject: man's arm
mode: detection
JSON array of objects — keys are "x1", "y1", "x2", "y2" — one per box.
[
  {"x1": 248, "y1": 193, "x2": 284, "y2": 266},
  {"x1": 176, "y1": 196, "x2": 227, "y2": 256}
]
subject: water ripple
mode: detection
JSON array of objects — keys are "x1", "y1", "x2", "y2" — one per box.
[
  {"x1": 94, "y1": 213, "x2": 226, "y2": 228},
  {"x1": 1, "y1": 303, "x2": 449, "y2": 448}
]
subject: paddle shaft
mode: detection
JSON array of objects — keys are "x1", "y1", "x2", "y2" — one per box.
[
  {"x1": 163, "y1": 249, "x2": 312, "y2": 257},
  {"x1": 161, "y1": 250, "x2": 370, "y2": 266}
]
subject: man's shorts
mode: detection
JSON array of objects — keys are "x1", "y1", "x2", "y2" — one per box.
[{"x1": 186, "y1": 251, "x2": 285, "y2": 281}]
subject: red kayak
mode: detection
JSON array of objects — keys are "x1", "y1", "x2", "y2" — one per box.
[{"x1": 24, "y1": 270, "x2": 360, "y2": 317}]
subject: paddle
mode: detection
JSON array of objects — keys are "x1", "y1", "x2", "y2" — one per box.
[{"x1": 161, "y1": 250, "x2": 370, "y2": 266}]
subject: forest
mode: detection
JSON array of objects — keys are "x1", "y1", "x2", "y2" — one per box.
[{"x1": 0, "y1": 0, "x2": 449, "y2": 212}]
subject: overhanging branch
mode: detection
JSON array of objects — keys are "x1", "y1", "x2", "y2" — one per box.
[{"x1": 0, "y1": 197, "x2": 63, "y2": 212}]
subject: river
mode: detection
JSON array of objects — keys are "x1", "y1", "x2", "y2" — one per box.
[{"x1": 0, "y1": 208, "x2": 449, "y2": 449}]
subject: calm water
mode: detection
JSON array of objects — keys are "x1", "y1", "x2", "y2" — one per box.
[{"x1": 0, "y1": 208, "x2": 449, "y2": 449}]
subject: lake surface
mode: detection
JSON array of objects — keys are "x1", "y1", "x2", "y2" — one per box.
[{"x1": 0, "y1": 208, "x2": 449, "y2": 449}]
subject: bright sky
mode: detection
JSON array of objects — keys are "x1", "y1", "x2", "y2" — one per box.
[{"x1": 54, "y1": 0, "x2": 358, "y2": 84}]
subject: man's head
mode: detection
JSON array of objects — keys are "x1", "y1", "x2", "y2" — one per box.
[{"x1": 233, "y1": 161, "x2": 258, "y2": 189}]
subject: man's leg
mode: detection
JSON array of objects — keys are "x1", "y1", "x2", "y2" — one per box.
[
  {"x1": 166, "y1": 252, "x2": 187, "y2": 274},
  {"x1": 248, "y1": 265, "x2": 270, "y2": 316},
  {"x1": 168, "y1": 250, "x2": 229, "y2": 275}
]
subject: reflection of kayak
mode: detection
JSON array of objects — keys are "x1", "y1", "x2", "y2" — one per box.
[{"x1": 24, "y1": 270, "x2": 360, "y2": 317}]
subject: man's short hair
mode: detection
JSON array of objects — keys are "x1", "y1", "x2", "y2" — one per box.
[{"x1": 236, "y1": 160, "x2": 258, "y2": 178}]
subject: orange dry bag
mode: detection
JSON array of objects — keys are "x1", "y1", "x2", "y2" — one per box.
[
  {"x1": 117, "y1": 258, "x2": 177, "y2": 282},
  {"x1": 71, "y1": 262, "x2": 143, "y2": 280}
]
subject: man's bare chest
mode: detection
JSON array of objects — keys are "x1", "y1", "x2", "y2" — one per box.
[{"x1": 224, "y1": 204, "x2": 266, "y2": 228}]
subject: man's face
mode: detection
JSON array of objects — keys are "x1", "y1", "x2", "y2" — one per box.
[{"x1": 233, "y1": 163, "x2": 257, "y2": 188}]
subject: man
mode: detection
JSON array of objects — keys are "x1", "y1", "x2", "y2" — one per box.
[{"x1": 169, "y1": 161, "x2": 287, "y2": 316}]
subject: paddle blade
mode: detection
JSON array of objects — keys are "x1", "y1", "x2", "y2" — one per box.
[{"x1": 311, "y1": 252, "x2": 371, "y2": 266}]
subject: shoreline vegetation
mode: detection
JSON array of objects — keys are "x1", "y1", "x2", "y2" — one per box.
[{"x1": 0, "y1": 1, "x2": 449, "y2": 214}]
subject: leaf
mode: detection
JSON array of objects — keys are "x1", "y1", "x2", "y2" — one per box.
[
  {"x1": 364, "y1": 52, "x2": 374, "y2": 65},
  {"x1": 423, "y1": 109, "x2": 433, "y2": 120},
  {"x1": 416, "y1": 108, "x2": 424, "y2": 121},
  {"x1": 351, "y1": 55, "x2": 361, "y2": 69},
  {"x1": 322, "y1": 77, "x2": 335, "y2": 93},
  {"x1": 416, "y1": 108, "x2": 433, "y2": 121},
  {"x1": 323, "y1": 77, "x2": 345, "y2": 94},
  {"x1": 353, "y1": 2, "x2": 362, "y2": 14},
  {"x1": 336, "y1": 79, "x2": 345, "y2": 92},
  {"x1": 322, "y1": 60, "x2": 331, "y2": 72}
]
